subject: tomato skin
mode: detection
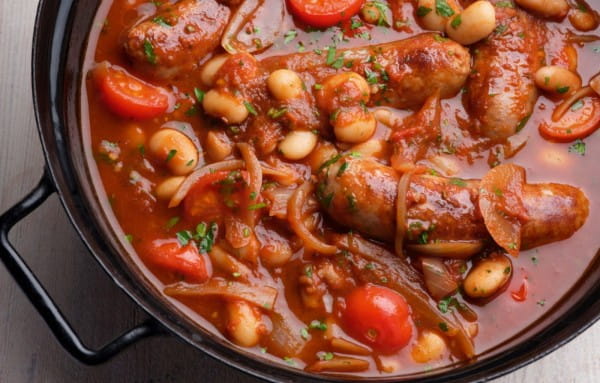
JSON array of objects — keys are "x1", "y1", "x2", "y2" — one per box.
[
  {"x1": 287, "y1": 0, "x2": 365, "y2": 28},
  {"x1": 340, "y1": 284, "x2": 413, "y2": 354},
  {"x1": 145, "y1": 239, "x2": 211, "y2": 282},
  {"x1": 539, "y1": 96, "x2": 600, "y2": 142},
  {"x1": 94, "y1": 62, "x2": 169, "y2": 120}
]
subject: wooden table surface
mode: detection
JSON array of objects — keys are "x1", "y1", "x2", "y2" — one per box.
[{"x1": 1, "y1": 1, "x2": 599, "y2": 382}]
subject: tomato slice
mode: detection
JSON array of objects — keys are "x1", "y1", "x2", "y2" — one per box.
[
  {"x1": 183, "y1": 170, "x2": 249, "y2": 222},
  {"x1": 539, "y1": 96, "x2": 600, "y2": 142},
  {"x1": 145, "y1": 239, "x2": 211, "y2": 282},
  {"x1": 340, "y1": 284, "x2": 413, "y2": 354},
  {"x1": 287, "y1": 0, "x2": 365, "y2": 28},
  {"x1": 94, "y1": 61, "x2": 169, "y2": 120}
]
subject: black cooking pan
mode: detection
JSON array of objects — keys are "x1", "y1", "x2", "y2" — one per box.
[{"x1": 1, "y1": 0, "x2": 599, "y2": 381}]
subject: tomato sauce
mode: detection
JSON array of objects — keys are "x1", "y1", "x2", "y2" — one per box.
[{"x1": 81, "y1": 0, "x2": 600, "y2": 377}]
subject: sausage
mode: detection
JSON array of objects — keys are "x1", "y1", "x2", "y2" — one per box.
[
  {"x1": 317, "y1": 157, "x2": 589, "y2": 249},
  {"x1": 465, "y1": 3, "x2": 545, "y2": 141},
  {"x1": 260, "y1": 33, "x2": 471, "y2": 110},
  {"x1": 124, "y1": 0, "x2": 230, "y2": 79}
]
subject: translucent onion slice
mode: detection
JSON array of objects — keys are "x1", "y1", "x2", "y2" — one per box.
[
  {"x1": 407, "y1": 241, "x2": 484, "y2": 259},
  {"x1": 164, "y1": 279, "x2": 277, "y2": 310},
  {"x1": 552, "y1": 86, "x2": 595, "y2": 122},
  {"x1": 478, "y1": 164, "x2": 527, "y2": 256},
  {"x1": 330, "y1": 338, "x2": 371, "y2": 356},
  {"x1": 421, "y1": 257, "x2": 458, "y2": 301},
  {"x1": 168, "y1": 160, "x2": 244, "y2": 208},
  {"x1": 288, "y1": 181, "x2": 338, "y2": 254},
  {"x1": 221, "y1": 0, "x2": 284, "y2": 54},
  {"x1": 395, "y1": 171, "x2": 413, "y2": 257}
]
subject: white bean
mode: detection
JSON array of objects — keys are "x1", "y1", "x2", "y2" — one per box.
[
  {"x1": 226, "y1": 300, "x2": 264, "y2": 347},
  {"x1": 568, "y1": 8, "x2": 599, "y2": 32},
  {"x1": 306, "y1": 141, "x2": 339, "y2": 172},
  {"x1": 318, "y1": 72, "x2": 370, "y2": 111},
  {"x1": 464, "y1": 254, "x2": 512, "y2": 298},
  {"x1": 155, "y1": 176, "x2": 185, "y2": 200},
  {"x1": 200, "y1": 54, "x2": 229, "y2": 87},
  {"x1": 202, "y1": 89, "x2": 249, "y2": 124},
  {"x1": 205, "y1": 130, "x2": 233, "y2": 161},
  {"x1": 534, "y1": 66, "x2": 582, "y2": 96},
  {"x1": 333, "y1": 107, "x2": 376, "y2": 144},
  {"x1": 515, "y1": 0, "x2": 569, "y2": 19},
  {"x1": 445, "y1": 1, "x2": 496, "y2": 46},
  {"x1": 350, "y1": 139, "x2": 388, "y2": 158},
  {"x1": 148, "y1": 129, "x2": 199, "y2": 175},
  {"x1": 417, "y1": 0, "x2": 459, "y2": 32},
  {"x1": 411, "y1": 330, "x2": 447, "y2": 363},
  {"x1": 267, "y1": 69, "x2": 304, "y2": 101},
  {"x1": 278, "y1": 130, "x2": 318, "y2": 160}
]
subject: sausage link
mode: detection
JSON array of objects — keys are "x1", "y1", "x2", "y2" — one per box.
[
  {"x1": 124, "y1": 0, "x2": 230, "y2": 79},
  {"x1": 260, "y1": 33, "x2": 471, "y2": 110},
  {"x1": 317, "y1": 157, "x2": 589, "y2": 249},
  {"x1": 465, "y1": 3, "x2": 545, "y2": 140}
]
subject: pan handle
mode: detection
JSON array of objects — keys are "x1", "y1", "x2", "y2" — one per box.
[{"x1": 0, "y1": 168, "x2": 166, "y2": 365}]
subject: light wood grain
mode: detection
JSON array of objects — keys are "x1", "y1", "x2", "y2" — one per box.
[{"x1": 0, "y1": 1, "x2": 598, "y2": 382}]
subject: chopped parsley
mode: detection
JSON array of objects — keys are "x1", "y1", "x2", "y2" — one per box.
[
  {"x1": 165, "y1": 149, "x2": 177, "y2": 162},
  {"x1": 495, "y1": 24, "x2": 508, "y2": 35},
  {"x1": 568, "y1": 139, "x2": 586, "y2": 156},
  {"x1": 267, "y1": 107, "x2": 287, "y2": 119},
  {"x1": 248, "y1": 202, "x2": 268, "y2": 210},
  {"x1": 435, "y1": 0, "x2": 455, "y2": 17},
  {"x1": 556, "y1": 85, "x2": 570, "y2": 94},
  {"x1": 516, "y1": 114, "x2": 531, "y2": 132},
  {"x1": 309, "y1": 320, "x2": 328, "y2": 331},
  {"x1": 194, "y1": 87, "x2": 205, "y2": 103},
  {"x1": 438, "y1": 322, "x2": 449, "y2": 332},
  {"x1": 416, "y1": 6, "x2": 432, "y2": 17},
  {"x1": 283, "y1": 30, "x2": 297, "y2": 44},
  {"x1": 152, "y1": 16, "x2": 171, "y2": 27},
  {"x1": 244, "y1": 101, "x2": 258, "y2": 116},
  {"x1": 143, "y1": 40, "x2": 156, "y2": 64},
  {"x1": 165, "y1": 216, "x2": 180, "y2": 230},
  {"x1": 449, "y1": 177, "x2": 467, "y2": 187},
  {"x1": 124, "y1": 234, "x2": 133, "y2": 243},
  {"x1": 336, "y1": 161, "x2": 349, "y2": 177},
  {"x1": 451, "y1": 15, "x2": 462, "y2": 29},
  {"x1": 300, "y1": 328, "x2": 310, "y2": 340},
  {"x1": 495, "y1": 1, "x2": 515, "y2": 8}
]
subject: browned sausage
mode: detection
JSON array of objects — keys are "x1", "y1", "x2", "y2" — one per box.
[
  {"x1": 317, "y1": 157, "x2": 589, "y2": 249},
  {"x1": 260, "y1": 33, "x2": 471, "y2": 110},
  {"x1": 124, "y1": 0, "x2": 230, "y2": 79},
  {"x1": 465, "y1": 3, "x2": 545, "y2": 140}
]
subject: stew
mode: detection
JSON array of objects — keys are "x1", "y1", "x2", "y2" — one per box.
[{"x1": 82, "y1": 0, "x2": 600, "y2": 377}]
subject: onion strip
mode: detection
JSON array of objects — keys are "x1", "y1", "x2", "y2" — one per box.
[
  {"x1": 552, "y1": 86, "x2": 595, "y2": 122},
  {"x1": 168, "y1": 160, "x2": 244, "y2": 208},
  {"x1": 288, "y1": 181, "x2": 338, "y2": 254},
  {"x1": 395, "y1": 171, "x2": 413, "y2": 257},
  {"x1": 164, "y1": 279, "x2": 277, "y2": 310},
  {"x1": 330, "y1": 338, "x2": 371, "y2": 356}
]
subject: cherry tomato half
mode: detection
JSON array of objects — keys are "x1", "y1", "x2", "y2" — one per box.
[
  {"x1": 340, "y1": 284, "x2": 413, "y2": 354},
  {"x1": 144, "y1": 239, "x2": 211, "y2": 282},
  {"x1": 94, "y1": 61, "x2": 169, "y2": 120},
  {"x1": 287, "y1": 0, "x2": 365, "y2": 28},
  {"x1": 539, "y1": 96, "x2": 600, "y2": 142}
]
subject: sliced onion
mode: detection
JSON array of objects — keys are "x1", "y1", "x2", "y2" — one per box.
[
  {"x1": 168, "y1": 160, "x2": 244, "y2": 208},
  {"x1": 552, "y1": 86, "x2": 595, "y2": 122},
  {"x1": 306, "y1": 357, "x2": 370, "y2": 373},
  {"x1": 421, "y1": 257, "x2": 458, "y2": 301},
  {"x1": 164, "y1": 279, "x2": 277, "y2": 310},
  {"x1": 330, "y1": 338, "x2": 371, "y2": 356},
  {"x1": 395, "y1": 171, "x2": 413, "y2": 257},
  {"x1": 407, "y1": 241, "x2": 484, "y2": 259},
  {"x1": 288, "y1": 181, "x2": 338, "y2": 254},
  {"x1": 566, "y1": 32, "x2": 600, "y2": 43},
  {"x1": 479, "y1": 164, "x2": 527, "y2": 256},
  {"x1": 260, "y1": 161, "x2": 300, "y2": 185},
  {"x1": 237, "y1": 143, "x2": 262, "y2": 197},
  {"x1": 221, "y1": 0, "x2": 284, "y2": 54},
  {"x1": 208, "y1": 245, "x2": 252, "y2": 280}
]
